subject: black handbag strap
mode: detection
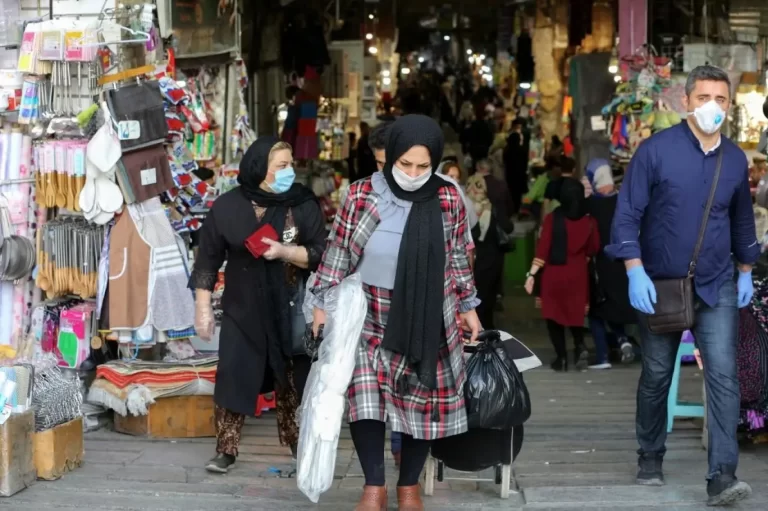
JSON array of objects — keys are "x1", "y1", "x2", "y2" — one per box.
[{"x1": 688, "y1": 147, "x2": 724, "y2": 278}]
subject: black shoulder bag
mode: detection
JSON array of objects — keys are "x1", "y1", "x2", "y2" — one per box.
[{"x1": 645, "y1": 148, "x2": 723, "y2": 334}]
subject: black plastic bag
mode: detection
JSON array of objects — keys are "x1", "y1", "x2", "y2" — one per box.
[
  {"x1": 464, "y1": 333, "x2": 531, "y2": 429},
  {"x1": 431, "y1": 425, "x2": 524, "y2": 472}
]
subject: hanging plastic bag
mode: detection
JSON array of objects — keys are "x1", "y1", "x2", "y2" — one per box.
[
  {"x1": 464, "y1": 331, "x2": 531, "y2": 430},
  {"x1": 297, "y1": 273, "x2": 367, "y2": 503}
]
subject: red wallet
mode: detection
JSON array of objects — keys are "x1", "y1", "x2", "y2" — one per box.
[{"x1": 245, "y1": 224, "x2": 279, "y2": 259}]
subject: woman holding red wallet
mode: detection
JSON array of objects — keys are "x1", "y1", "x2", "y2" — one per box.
[
  {"x1": 189, "y1": 136, "x2": 326, "y2": 474},
  {"x1": 307, "y1": 115, "x2": 481, "y2": 510}
]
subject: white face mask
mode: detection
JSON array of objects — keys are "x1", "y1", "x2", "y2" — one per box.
[
  {"x1": 689, "y1": 100, "x2": 726, "y2": 135},
  {"x1": 392, "y1": 165, "x2": 432, "y2": 192}
]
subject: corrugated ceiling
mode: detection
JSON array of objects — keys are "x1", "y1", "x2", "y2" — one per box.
[{"x1": 730, "y1": 0, "x2": 768, "y2": 41}]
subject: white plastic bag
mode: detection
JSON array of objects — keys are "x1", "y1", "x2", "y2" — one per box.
[{"x1": 297, "y1": 273, "x2": 367, "y2": 503}]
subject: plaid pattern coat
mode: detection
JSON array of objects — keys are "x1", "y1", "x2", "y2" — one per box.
[{"x1": 307, "y1": 176, "x2": 479, "y2": 440}]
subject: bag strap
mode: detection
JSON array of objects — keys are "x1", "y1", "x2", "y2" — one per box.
[{"x1": 688, "y1": 147, "x2": 724, "y2": 278}]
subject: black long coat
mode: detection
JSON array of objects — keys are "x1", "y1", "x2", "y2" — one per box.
[
  {"x1": 587, "y1": 194, "x2": 637, "y2": 325},
  {"x1": 192, "y1": 187, "x2": 326, "y2": 415}
]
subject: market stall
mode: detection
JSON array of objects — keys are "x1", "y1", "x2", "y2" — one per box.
[{"x1": 0, "y1": 0, "x2": 258, "y2": 494}]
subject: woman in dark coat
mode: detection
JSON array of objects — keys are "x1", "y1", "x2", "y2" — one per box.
[
  {"x1": 584, "y1": 159, "x2": 636, "y2": 368},
  {"x1": 524, "y1": 178, "x2": 600, "y2": 371},
  {"x1": 190, "y1": 137, "x2": 326, "y2": 473}
]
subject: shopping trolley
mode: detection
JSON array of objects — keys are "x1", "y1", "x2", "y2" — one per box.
[{"x1": 423, "y1": 329, "x2": 540, "y2": 498}]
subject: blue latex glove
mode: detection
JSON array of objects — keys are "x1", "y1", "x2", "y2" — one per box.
[
  {"x1": 737, "y1": 269, "x2": 754, "y2": 308},
  {"x1": 627, "y1": 266, "x2": 657, "y2": 314}
]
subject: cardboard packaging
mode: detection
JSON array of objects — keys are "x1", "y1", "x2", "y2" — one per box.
[
  {"x1": 33, "y1": 417, "x2": 84, "y2": 480},
  {"x1": 0, "y1": 410, "x2": 36, "y2": 497},
  {"x1": 114, "y1": 395, "x2": 215, "y2": 438}
]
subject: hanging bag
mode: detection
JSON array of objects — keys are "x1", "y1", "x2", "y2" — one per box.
[
  {"x1": 646, "y1": 148, "x2": 722, "y2": 334},
  {"x1": 464, "y1": 330, "x2": 531, "y2": 429}
]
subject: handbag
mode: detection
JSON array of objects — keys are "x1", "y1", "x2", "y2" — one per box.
[
  {"x1": 290, "y1": 278, "x2": 309, "y2": 356},
  {"x1": 493, "y1": 207, "x2": 515, "y2": 253},
  {"x1": 646, "y1": 148, "x2": 723, "y2": 334}
]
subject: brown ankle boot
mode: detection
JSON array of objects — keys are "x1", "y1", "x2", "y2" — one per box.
[
  {"x1": 354, "y1": 485, "x2": 387, "y2": 511},
  {"x1": 397, "y1": 485, "x2": 424, "y2": 511}
]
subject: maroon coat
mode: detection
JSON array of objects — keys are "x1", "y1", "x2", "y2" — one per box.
[{"x1": 534, "y1": 213, "x2": 600, "y2": 326}]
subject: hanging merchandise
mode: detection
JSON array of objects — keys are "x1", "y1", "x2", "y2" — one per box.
[
  {"x1": 33, "y1": 140, "x2": 88, "y2": 210},
  {"x1": 0, "y1": 197, "x2": 35, "y2": 283},
  {"x1": 230, "y1": 58, "x2": 255, "y2": 161},
  {"x1": 36, "y1": 218, "x2": 105, "y2": 299},
  {"x1": 600, "y1": 45, "x2": 679, "y2": 162}
]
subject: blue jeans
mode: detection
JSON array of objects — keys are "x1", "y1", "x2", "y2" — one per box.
[
  {"x1": 636, "y1": 281, "x2": 740, "y2": 479},
  {"x1": 589, "y1": 316, "x2": 627, "y2": 363},
  {"x1": 391, "y1": 432, "x2": 402, "y2": 454}
]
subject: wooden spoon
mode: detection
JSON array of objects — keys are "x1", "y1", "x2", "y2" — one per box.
[{"x1": 55, "y1": 171, "x2": 67, "y2": 209}]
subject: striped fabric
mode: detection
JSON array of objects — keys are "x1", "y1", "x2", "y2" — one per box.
[{"x1": 308, "y1": 177, "x2": 479, "y2": 440}]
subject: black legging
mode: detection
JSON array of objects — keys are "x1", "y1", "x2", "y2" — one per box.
[
  {"x1": 349, "y1": 420, "x2": 431, "y2": 487},
  {"x1": 545, "y1": 319, "x2": 585, "y2": 360}
]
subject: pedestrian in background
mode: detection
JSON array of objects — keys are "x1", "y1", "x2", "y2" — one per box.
[
  {"x1": 606, "y1": 65, "x2": 757, "y2": 506},
  {"x1": 583, "y1": 159, "x2": 635, "y2": 369},
  {"x1": 525, "y1": 178, "x2": 599, "y2": 371}
]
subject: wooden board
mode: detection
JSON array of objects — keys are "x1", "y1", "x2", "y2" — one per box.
[
  {"x1": 0, "y1": 410, "x2": 36, "y2": 496},
  {"x1": 33, "y1": 417, "x2": 84, "y2": 481},
  {"x1": 114, "y1": 395, "x2": 215, "y2": 438}
]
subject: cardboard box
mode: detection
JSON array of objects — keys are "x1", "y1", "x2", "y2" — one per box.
[
  {"x1": 114, "y1": 395, "x2": 215, "y2": 438},
  {"x1": 33, "y1": 417, "x2": 84, "y2": 480},
  {"x1": 0, "y1": 410, "x2": 36, "y2": 497}
]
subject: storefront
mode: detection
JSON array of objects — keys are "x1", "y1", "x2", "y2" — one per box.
[{"x1": 0, "y1": 0, "x2": 256, "y2": 494}]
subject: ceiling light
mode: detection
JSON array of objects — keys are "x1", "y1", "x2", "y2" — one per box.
[
  {"x1": 479, "y1": 54, "x2": 486, "y2": 60},
  {"x1": 418, "y1": 56, "x2": 425, "y2": 63},
  {"x1": 401, "y1": 67, "x2": 411, "y2": 75},
  {"x1": 444, "y1": 35, "x2": 450, "y2": 41},
  {"x1": 466, "y1": 49, "x2": 472, "y2": 55},
  {"x1": 519, "y1": 82, "x2": 531, "y2": 90},
  {"x1": 366, "y1": 33, "x2": 373, "y2": 41},
  {"x1": 468, "y1": 56, "x2": 474, "y2": 64},
  {"x1": 368, "y1": 14, "x2": 374, "y2": 20},
  {"x1": 383, "y1": 77, "x2": 391, "y2": 86},
  {"x1": 368, "y1": 46, "x2": 378, "y2": 55},
  {"x1": 614, "y1": 75, "x2": 622, "y2": 82},
  {"x1": 382, "y1": 69, "x2": 390, "y2": 77}
]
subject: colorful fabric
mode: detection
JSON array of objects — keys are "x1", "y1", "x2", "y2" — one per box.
[
  {"x1": 166, "y1": 327, "x2": 197, "y2": 339},
  {"x1": 307, "y1": 177, "x2": 477, "y2": 440}
]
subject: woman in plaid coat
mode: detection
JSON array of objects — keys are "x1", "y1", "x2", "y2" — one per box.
[{"x1": 308, "y1": 115, "x2": 481, "y2": 511}]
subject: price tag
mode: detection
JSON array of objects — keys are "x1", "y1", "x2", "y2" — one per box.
[
  {"x1": 117, "y1": 120, "x2": 141, "y2": 140},
  {"x1": 140, "y1": 167, "x2": 157, "y2": 186},
  {"x1": 590, "y1": 115, "x2": 607, "y2": 131}
]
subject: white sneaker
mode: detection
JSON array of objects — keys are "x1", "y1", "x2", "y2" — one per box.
[{"x1": 589, "y1": 362, "x2": 612, "y2": 370}]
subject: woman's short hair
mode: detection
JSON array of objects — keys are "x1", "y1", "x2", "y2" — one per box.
[{"x1": 268, "y1": 141, "x2": 292, "y2": 163}]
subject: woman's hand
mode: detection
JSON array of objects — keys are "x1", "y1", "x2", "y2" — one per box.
[
  {"x1": 262, "y1": 238, "x2": 288, "y2": 261},
  {"x1": 312, "y1": 307, "x2": 326, "y2": 337},
  {"x1": 459, "y1": 309, "x2": 481, "y2": 344},
  {"x1": 524, "y1": 275, "x2": 535, "y2": 295}
]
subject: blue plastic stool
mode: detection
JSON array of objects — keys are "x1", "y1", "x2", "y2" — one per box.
[{"x1": 667, "y1": 341, "x2": 705, "y2": 433}]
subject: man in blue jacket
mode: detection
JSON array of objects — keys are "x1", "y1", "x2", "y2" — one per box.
[{"x1": 606, "y1": 65, "x2": 758, "y2": 506}]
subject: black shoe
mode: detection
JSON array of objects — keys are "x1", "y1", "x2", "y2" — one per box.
[
  {"x1": 706, "y1": 474, "x2": 751, "y2": 506},
  {"x1": 205, "y1": 453, "x2": 236, "y2": 474},
  {"x1": 636, "y1": 454, "x2": 664, "y2": 486},
  {"x1": 574, "y1": 346, "x2": 589, "y2": 371},
  {"x1": 550, "y1": 358, "x2": 568, "y2": 372}
]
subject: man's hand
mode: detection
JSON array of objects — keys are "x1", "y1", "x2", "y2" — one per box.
[
  {"x1": 459, "y1": 310, "x2": 481, "y2": 344},
  {"x1": 627, "y1": 265, "x2": 657, "y2": 314},
  {"x1": 737, "y1": 268, "x2": 754, "y2": 308}
]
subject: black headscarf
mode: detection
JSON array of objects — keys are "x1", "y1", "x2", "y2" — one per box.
[
  {"x1": 380, "y1": 115, "x2": 447, "y2": 391},
  {"x1": 238, "y1": 137, "x2": 317, "y2": 378},
  {"x1": 549, "y1": 178, "x2": 587, "y2": 265}
]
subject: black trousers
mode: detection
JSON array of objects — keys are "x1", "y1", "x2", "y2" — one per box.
[
  {"x1": 545, "y1": 319, "x2": 585, "y2": 360},
  {"x1": 349, "y1": 420, "x2": 431, "y2": 487}
]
